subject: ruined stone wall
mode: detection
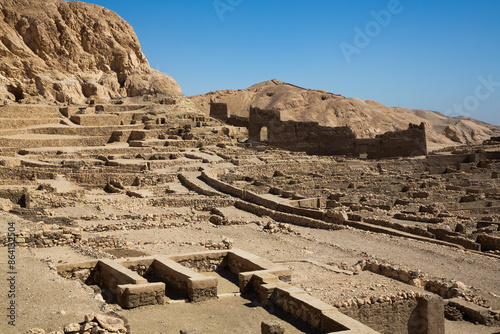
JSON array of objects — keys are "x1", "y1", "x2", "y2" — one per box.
[
  {"x1": 340, "y1": 299, "x2": 418, "y2": 334},
  {"x1": 476, "y1": 234, "x2": 500, "y2": 251},
  {"x1": 248, "y1": 106, "x2": 357, "y2": 156},
  {"x1": 209, "y1": 102, "x2": 229, "y2": 122},
  {"x1": 371, "y1": 123, "x2": 428, "y2": 158},
  {"x1": 248, "y1": 107, "x2": 427, "y2": 158},
  {"x1": 227, "y1": 115, "x2": 249, "y2": 128},
  {"x1": 248, "y1": 106, "x2": 281, "y2": 142}
]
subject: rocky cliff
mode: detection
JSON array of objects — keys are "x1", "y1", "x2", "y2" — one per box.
[
  {"x1": 0, "y1": 0, "x2": 181, "y2": 104},
  {"x1": 191, "y1": 80, "x2": 500, "y2": 150}
]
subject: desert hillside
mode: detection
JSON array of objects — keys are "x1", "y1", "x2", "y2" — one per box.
[
  {"x1": 191, "y1": 80, "x2": 500, "y2": 151},
  {"x1": 0, "y1": 0, "x2": 181, "y2": 104}
]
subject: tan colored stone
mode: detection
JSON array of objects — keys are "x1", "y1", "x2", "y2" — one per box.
[
  {"x1": 94, "y1": 314, "x2": 126, "y2": 332},
  {"x1": 0, "y1": 0, "x2": 181, "y2": 104}
]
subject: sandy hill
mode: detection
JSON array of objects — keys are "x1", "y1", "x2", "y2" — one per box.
[
  {"x1": 0, "y1": 0, "x2": 181, "y2": 104},
  {"x1": 191, "y1": 80, "x2": 500, "y2": 151}
]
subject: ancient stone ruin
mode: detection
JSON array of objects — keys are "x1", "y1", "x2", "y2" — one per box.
[
  {"x1": 1, "y1": 99, "x2": 499, "y2": 334},
  {"x1": 1, "y1": 1, "x2": 499, "y2": 333},
  {"x1": 210, "y1": 103, "x2": 428, "y2": 158}
]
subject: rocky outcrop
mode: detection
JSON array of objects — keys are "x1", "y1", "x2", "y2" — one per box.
[{"x1": 0, "y1": 0, "x2": 181, "y2": 104}]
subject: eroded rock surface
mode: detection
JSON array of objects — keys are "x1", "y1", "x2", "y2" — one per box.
[{"x1": 0, "y1": 0, "x2": 181, "y2": 104}]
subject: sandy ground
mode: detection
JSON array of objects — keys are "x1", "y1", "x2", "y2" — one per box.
[
  {"x1": 0, "y1": 248, "x2": 103, "y2": 334},
  {"x1": 123, "y1": 297, "x2": 318, "y2": 334}
]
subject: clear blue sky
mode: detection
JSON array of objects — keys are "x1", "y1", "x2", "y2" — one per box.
[{"x1": 86, "y1": 0, "x2": 500, "y2": 125}]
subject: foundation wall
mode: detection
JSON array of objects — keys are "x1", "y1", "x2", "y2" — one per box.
[
  {"x1": 117, "y1": 283, "x2": 165, "y2": 309},
  {"x1": 254, "y1": 275, "x2": 379, "y2": 333},
  {"x1": 476, "y1": 234, "x2": 500, "y2": 251},
  {"x1": 152, "y1": 257, "x2": 218, "y2": 302},
  {"x1": 339, "y1": 295, "x2": 444, "y2": 334},
  {"x1": 70, "y1": 114, "x2": 122, "y2": 126}
]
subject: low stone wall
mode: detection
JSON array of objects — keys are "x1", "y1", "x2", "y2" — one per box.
[
  {"x1": 364, "y1": 218, "x2": 481, "y2": 251},
  {"x1": 150, "y1": 196, "x2": 235, "y2": 209},
  {"x1": 169, "y1": 250, "x2": 228, "y2": 272},
  {"x1": 340, "y1": 295, "x2": 444, "y2": 334},
  {"x1": 446, "y1": 298, "x2": 500, "y2": 325},
  {"x1": 70, "y1": 114, "x2": 122, "y2": 126},
  {"x1": 234, "y1": 200, "x2": 342, "y2": 230},
  {"x1": 0, "y1": 227, "x2": 127, "y2": 249},
  {"x1": 203, "y1": 169, "x2": 348, "y2": 231},
  {"x1": 57, "y1": 260, "x2": 98, "y2": 282},
  {"x1": 476, "y1": 234, "x2": 500, "y2": 251},
  {"x1": 253, "y1": 272, "x2": 444, "y2": 334},
  {"x1": 364, "y1": 218, "x2": 435, "y2": 238},
  {"x1": 253, "y1": 273, "x2": 379, "y2": 333},
  {"x1": 95, "y1": 104, "x2": 145, "y2": 113},
  {"x1": 178, "y1": 173, "x2": 221, "y2": 197},
  {"x1": 58, "y1": 259, "x2": 165, "y2": 309},
  {"x1": 117, "y1": 282, "x2": 165, "y2": 309},
  {"x1": 58, "y1": 259, "x2": 166, "y2": 309},
  {"x1": 442, "y1": 235, "x2": 481, "y2": 251},
  {"x1": 361, "y1": 260, "x2": 487, "y2": 306},
  {"x1": 118, "y1": 256, "x2": 219, "y2": 303},
  {"x1": 0, "y1": 135, "x2": 109, "y2": 149},
  {"x1": 88, "y1": 260, "x2": 148, "y2": 294},
  {"x1": 151, "y1": 257, "x2": 218, "y2": 302},
  {"x1": 57, "y1": 249, "x2": 294, "y2": 308},
  {"x1": 0, "y1": 188, "x2": 27, "y2": 206}
]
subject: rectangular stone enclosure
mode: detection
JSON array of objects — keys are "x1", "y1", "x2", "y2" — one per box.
[{"x1": 56, "y1": 249, "x2": 292, "y2": 308}]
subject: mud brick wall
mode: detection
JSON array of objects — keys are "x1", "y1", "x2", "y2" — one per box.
[
  {"x1": 209, "y1": 102, "x2": 229, "y2": 122},
  {"x1": 117, "y1": 282, "x2": 165, "y2": 309},
  {"x1": 174, "y1": 254, "x2": 227, "y2": 272},
  {"x1": 249, "y1": 106, "x2": 357, "y2": 156},
  {"x1": 57, "y1": 261, "x2": 98, "y2": 282},
  {"x1": 70, "y1": 114, "x2": 121, "y2": 126},
  {"x1": 340, "y1": 299, "x2": 418, "y2": 334},
  {"x1": 248, "y1": 106, "x2": 427, "y2": 158},
  {"x1": 228, "y1": 115, "x2": 249, "y2": 127},
  {"x1": 373, "y1": 123, "x2": 428, "y2": 159},
  {"x1": 476, "y1": 234, "x2": 500, "y2": 251},
  {"x1": 340, "y1": 295, "x2": 444, "y2": 334}
]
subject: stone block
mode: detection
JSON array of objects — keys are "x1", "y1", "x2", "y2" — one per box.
[
  {"x1": 261, "y1": 320, "x2": 285, "y2": 334},
  {"x1": 408, "y1": 295, "x2": 444, "y2": 334},
  {"x1": 117, "y1": 282, "x2": 165, "y2": 309}
]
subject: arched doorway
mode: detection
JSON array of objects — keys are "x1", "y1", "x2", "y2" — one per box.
[{"x1": 260, "y1": 127, "x2": 268, "y2": 142}]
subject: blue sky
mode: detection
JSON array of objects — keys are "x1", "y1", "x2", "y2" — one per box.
[{"x1": 86, "y1": 0, "x2": 500, "y2": 125}]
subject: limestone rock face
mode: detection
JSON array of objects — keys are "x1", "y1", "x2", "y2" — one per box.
[
  {"x1": 443, "y1": 125, "x2": 462, "y2": 143},
  {"x1": 0, "y1": 0, "x2": 181, "y2": 104}
]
